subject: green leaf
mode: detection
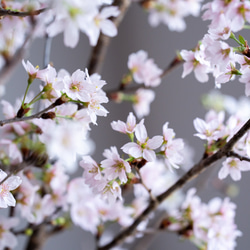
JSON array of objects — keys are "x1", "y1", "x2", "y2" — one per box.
[{"x1": 238, "y1": 35, "x2": 246, "y2": 45}]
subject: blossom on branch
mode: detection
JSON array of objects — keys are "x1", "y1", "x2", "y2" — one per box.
[
  {"x1": 121, "y1": 120, "x2": 163, "y2": 161},
  {"x1": 0, "y1": 169, "x2": 22, "y2": 208}
]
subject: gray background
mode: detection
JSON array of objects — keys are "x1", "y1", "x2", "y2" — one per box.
[{"x1": 4, "y1": 3, "x2": 250, "y2": 250}]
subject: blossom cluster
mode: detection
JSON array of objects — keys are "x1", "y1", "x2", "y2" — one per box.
[
  {"x1": 118, "y1": 50, "x2": 163, "y2": 118},
  {"x1": 138, "y1": 0, "x2": 203, "y2": 32},
  {"x1": 194, "y1": 91, "x2": 250, "y2": 181},
  {"x1": 166, "y1": 188, "x2": 242, "y2": 250},
  {"x1": 46, "y1": 0, "x2": 120, "y2": 47},
  {"x1": 180, "y1": 0, "x2": 250, "y2": 96}
]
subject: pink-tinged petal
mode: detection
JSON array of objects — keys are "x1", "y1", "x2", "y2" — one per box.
[
  {"x1": 239, "y1": 162, "x2": 250, "y2": 171},
  {"x1": 245, "y1": 83, "x2": 250, "y2": 96},
  {"x1": 194, "y1": 66, "x2": 209, "y2": 82},
  {"x1": 121, "y1": 142, "x2": 142, "y2": 158},
  {"x1": 143, "y1": 149, "x2": 156, "y2": 162},
  {"x1": 5, "y1": 176, "x2": 22, "y2": 190},
  {"x1": 0, "y1": 197, "x2": 8, "y2": 208},
  {"x1": 0, "y1": 169, "x2": 7, "y2": 181},
  {"x1": 180, "y1": 50, "x2": 194, "y2": 61},
  {"x1": 100, "y1": 20, "x2": 117, "y2": 37},
  {"x1": 135, "y1": 122, "x2": 147, "y2": 143},
  {"x1": 64, "y1": 21, "x2": 79, "y2": 48},
  {"x1": 46, "y1": 20, "x2": 64, "y2": 37},
  {"x1": 230, "y1": 168, "x2": 241, "y2": 181},
  {"x1": 218, "y1": 165, "x2": 229, "y2": 180},
  {"x1": 100, "y1": 6, "x2": 120, "y2": 19},
  {"x1": 4, "y1": 193, "x2": 16, "y2": 207},
  {"x1": 147, "y1": 135, "x2": 163, "y2": 149},
  {"x1": 182, "y1": 62, "x2": 193, "y2": 78},
  {"x1": 2, "y1": 231, "x2": 17, "y2": 248},
  {"x1": 111, "y1": 120, "x2": 127, "y2": 133},
  {"x1": 193, "y1": 118, "x2": 206, "y2": 133}
]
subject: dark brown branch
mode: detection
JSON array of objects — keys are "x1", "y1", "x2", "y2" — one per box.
[
  {"x1": 0, "y1": 7, "x2": 47, "y2": 17},
  {"x1": 0, "y1": 97, "x2": 66, "y2": 126},
  {"x1": 97, "y1": 117, "x2": 250, "y2": 250},
  {"x1": 87, "y1": 0, "x2": 132, "y2": 75},
  {"x1": 226, "y1": 151, "x2": 250, "y2": 162}
]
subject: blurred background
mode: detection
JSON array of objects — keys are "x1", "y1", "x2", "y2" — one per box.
[{"x1": 4, "y1": 2, "x2": 250, "y2": 250}]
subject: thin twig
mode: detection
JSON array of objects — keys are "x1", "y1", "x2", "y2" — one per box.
[
  {"x1": 0, "y1": 7, "x2": 47, "y2": 17},
  {"x1": 0, "y1": 98, "x2": 64, "y2": 126},
  {"x1": 226, "y1": 151, "x2": 250, "y2": 162},
  {"x1": 97, "y1": 117, "x2": 250, "y2": 250}
]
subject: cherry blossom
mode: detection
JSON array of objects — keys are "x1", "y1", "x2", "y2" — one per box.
[
  {"x1": 121, "y1": 120, "x2": 163, "y2": 161},
  {"x1": 161, "y1": 122, "x2": 184, "y2": 170},
  {"x1": 111, "y1": 112, "x2": 137, "y2": 134},
  {"x1": 218, "y1": 157, "x2": 250, "y2": 181},
  {"x1": 133, "y1": 88, "x2": 155, "y2": 118},
  {"x1": 128, "y1": 50, "x2": 162, "y2": 87},
  {"x1": 84, "y1": 6, "x2": 120, "y2": 46},
  {"x1": 180, "y1": 47, "x2": 211, "y2": 82},
  {"x1": 0, "y1": 216, "x2": 19, "y2": 250},
  {"x1": 101, "y1": 146, "x2": 131, "y2": 184},
  {"x1": 0, "y1": 169, "x2": 22, "y2": 208}
]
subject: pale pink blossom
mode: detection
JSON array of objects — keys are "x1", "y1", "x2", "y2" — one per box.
[
  {"x1": 162, "y1": 122, "x2": 184, "y2": 170},
  {"x1": 80, "y1": 156, "x2": 103, "y2": 183},
  {"x1": 0, "y1": 216, "x2": 19, "y2": 250},
  {"x1": 101, "y1": 146, "x2": 131, "y2": 184},
  {"x1": 228, "y1": 0, "x2": 250, "y2": 31},
  {"x1": 101, "y1": 181, "x2": 122, "y2": 204},
  {"x1": 0, "y1": 170, "x2": 22, "y2": 208},
  {"x1": 22, "y1": 60, "x2": 40, "y2": 80},
  {"x1": 63, "y1": 69, "x2": 93, "y2": 102},
  {"x1": 71, "y1": 201, "x2": 100, "y2": 233},
  {"x1": 128, "y1": 50, "x2": 162, "y2": 87},
  {"x1": 84, "y1": 6, "x2": 120, "y2": 46},
  {"x1": 46, "y1": 1, "x2": 98, "y2": 48},
  {"x1": 193, "y1": 111, "x2": 225, "y2": 143},
  {"x1": 208, "y1": 14, "x2": 233, "y2": 40},
  {"x1": 87, "y1": 90, "x2": 109, "y2": 125},
  {"x1": 121, "y1": 121, "x2": 163, "y2": 161},
  {"x1": 133, "y1": 88, "x2": 155, "y2": 118},
  {"x1": 38, "y1": 121, "x2": 89, "y2": 172},
  {"x1": 202, "y1": 35, "x2": 235, "y2": 72},
  {"x1": 218, "y1": 157, "x2": 250, "y2": 181},
  {"x1": 180, "y1": 48, "x2": 211, "y2": 82},
  {"x1": 16, "y1": 172, "x2": 39, "y2": 221},
  {"x1": 111, "y1": 112, "x2": 137, "y2": 134},
  {"x1": 215, "y1": 62, "x2": 237, "y2": 87}
]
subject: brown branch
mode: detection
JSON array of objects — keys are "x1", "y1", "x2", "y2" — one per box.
[
  {"x1": 97, "y1": 117, "x2": 250, "y2": 250},
  {"x1": 87, "y1": 0, "x2": 132, "y2": 75},
  {"x1": 226, "y1": 151, "x2": 250, "y2": 162},
  {"x1": 0, "y1": 7, "x2": 47, "y2": 17},
  {"x1": 0, "y1": 97, "x2": 66, "y2": 126}
]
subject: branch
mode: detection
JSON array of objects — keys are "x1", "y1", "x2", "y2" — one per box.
[
  {"x1": 0, "y1": 97, "x2": 66, "y2": 127},
  {"x1": 0, "y1": 7, "x2": 47, "y2": 17},
  {"x1": 87, "y1": 0, "x2": 132, "y2": 75},
  {"x1": 97, "y1": 117, "x2": 250, "y2": 250},
  {"x1": 226, "y1": 151, "x2": 250, "y2": 162}
]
